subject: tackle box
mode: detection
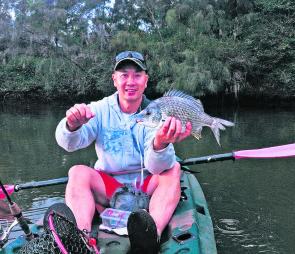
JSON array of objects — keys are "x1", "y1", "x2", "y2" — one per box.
[{"x1": 100, "y1": 208, "x2": 131, "y2": 229}]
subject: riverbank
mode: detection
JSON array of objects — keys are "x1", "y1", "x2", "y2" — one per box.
[{"x1": 1, "y1": 91, "x2": 295, "y2": 110}]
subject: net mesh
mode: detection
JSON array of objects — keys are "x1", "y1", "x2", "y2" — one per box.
[{"x1": 17, "y1": 212, "x2": 95, "y2": 254}]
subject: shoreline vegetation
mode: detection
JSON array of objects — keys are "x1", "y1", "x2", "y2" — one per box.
[
  {"x1": 0, "y1": 1, "x2": 294, "y2": 106},
  {"x1": 1, "y1": 91, "x2": 295, "y2": 110}
]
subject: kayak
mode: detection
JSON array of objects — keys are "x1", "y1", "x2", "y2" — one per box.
[{"x1": 0, "y1": 170, "x2": 217, "y2": 254}]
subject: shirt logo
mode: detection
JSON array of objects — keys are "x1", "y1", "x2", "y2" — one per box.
[{"x1": 102, "y1": 128, "x2": 128, "y2": 154}]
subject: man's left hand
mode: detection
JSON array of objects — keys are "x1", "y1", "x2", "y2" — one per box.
[{"x1": 153, "y1": 117, "x2": 192, "y2": 151}]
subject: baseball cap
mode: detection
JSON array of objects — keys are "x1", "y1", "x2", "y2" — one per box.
[{"x1": 114, "y1": 51, "x2": 147, "y2": 71}]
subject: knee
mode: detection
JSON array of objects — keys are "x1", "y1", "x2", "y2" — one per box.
[
  {"x1": 68, "y1": 165, "x2": 82, "y2": 178},
  {"x1": 68, "y1": 165, "x2": 92, "y2": 183},
  {"x1": 159, "y1": 162, "x2": 181, "y2": 187},
  {"x1": 165, "y1": 162, "x2": 181, "y2": 180}
]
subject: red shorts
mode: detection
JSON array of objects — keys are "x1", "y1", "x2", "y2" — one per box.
[{"x1": 97, "y1": 171, "x2": 152, "y2": 200}]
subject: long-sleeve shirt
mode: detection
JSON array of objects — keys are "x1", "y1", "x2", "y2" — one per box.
[{"x1": 55, "y1": 92, "x2": 176, "y2": 184}]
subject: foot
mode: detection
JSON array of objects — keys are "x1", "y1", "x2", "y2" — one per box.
[
  {"x1": 42, "y1": 203, "x2": 95, "y2": 253},
  {"x1": 43, "y1": 202, "x2": 76, "y2": 230},
  {"x1": 127, "y1": 209, "x2": 159, "y2": 254}
]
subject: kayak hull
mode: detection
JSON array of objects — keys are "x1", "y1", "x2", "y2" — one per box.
[{"x1": 1, "y1": 172, "x2": 217, "y2": 254}]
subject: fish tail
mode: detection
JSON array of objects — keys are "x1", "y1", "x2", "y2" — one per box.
[
  {"x1": 214, "y1": 118, "x2": 235, "y2": 127},
  {"x1": 210, "y1": 118, "x2": 235, "y2": 146}
]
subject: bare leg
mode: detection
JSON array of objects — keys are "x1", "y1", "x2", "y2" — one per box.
[
  {"x1": 65, "y1": 165, "x2": 108, "y2": 231},
  {"x1": 147, "y1": 162, "x2": 181, "y2": 236}
]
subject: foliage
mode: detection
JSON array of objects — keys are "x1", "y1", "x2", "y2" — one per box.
[
  {"x1": 234, "y1": 0, "x2": 295, "y2": 97},
  {"x1": 0, "y1": 0, "x2": 294, "y2": 102}
]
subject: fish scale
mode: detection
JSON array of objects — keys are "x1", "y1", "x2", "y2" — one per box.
[
  {"x1": 136, "y1": 90, "x2": 234, "y2": 145},
  {"x1": 159, "y1": 97, "x2": 207, "y2": 136}
]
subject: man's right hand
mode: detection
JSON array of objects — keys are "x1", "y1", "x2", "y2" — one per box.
[{"x1": 66, "y1": 103, "x2": 95, "y2": 132}]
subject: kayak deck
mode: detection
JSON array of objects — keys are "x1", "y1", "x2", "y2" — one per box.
[
  {"x1": 1, "y1": 171, "x2": 217, "y2": 254},
  {"x1": 96, "y1": 171, "x2": 217, "y2": 254}
]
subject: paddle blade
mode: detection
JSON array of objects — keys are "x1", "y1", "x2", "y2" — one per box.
[
  {"x1": 0, "y1": 185, "x2": 14, "y2": 199},
  {"x1": 234, "y1": 143, "x2": 295, "y2": 159}
]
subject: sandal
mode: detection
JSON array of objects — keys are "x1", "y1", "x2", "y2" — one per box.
[{"x1": 127, "y1": 209, "x2": 159, "y2": 254}]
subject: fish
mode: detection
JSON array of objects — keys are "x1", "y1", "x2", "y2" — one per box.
[{"x1": 136, "y1": 90, "x2": 234, "y2": 145}]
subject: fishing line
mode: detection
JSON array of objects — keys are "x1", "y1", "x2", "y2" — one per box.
[{"x1": 136, "y1": 127, "x2": 144, "y2": 188}]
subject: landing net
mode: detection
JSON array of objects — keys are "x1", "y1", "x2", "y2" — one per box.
[{"x1": 18, "y1": 212, "x2": 97, "y2": 254}]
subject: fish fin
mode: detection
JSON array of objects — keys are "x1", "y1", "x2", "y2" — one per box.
[
  {"x1": 210, "y1": 118, "x2": 235, "y2": 146},
  {"x1": 191, "y1": 131, "x2": 202, "y2": 140},
  {"x1": 164, "y1": 89, "x2": 204, "y2": 111},
  {"x1": 211, "y1": 124, "x2": 221, "y2": 146}
]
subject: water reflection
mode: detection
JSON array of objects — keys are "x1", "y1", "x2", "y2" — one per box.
[
  {"x1": 176, "y1": 107, "x2": 295, "y2": 254},
  {"x1": 0, "y1": 103, "x2": 294, "y2": 253},
  {"x1": 217, "y1": 218, "x2": 244, "y2": 235}
]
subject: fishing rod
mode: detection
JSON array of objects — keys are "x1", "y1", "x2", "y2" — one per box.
[
  {"x1": 0, "y1": 143, "x2": 294, "y2": 199},
  {"x1": 0, "y1": 179, "x2": 34, "y2": 248}
]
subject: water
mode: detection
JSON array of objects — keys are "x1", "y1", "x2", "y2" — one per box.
[
  {"x1": 176, "y1": 107, "x2": 295, "y2": 254},
  {"x1": 0, "y1": 102, "x2": 294, "y2": 253}
]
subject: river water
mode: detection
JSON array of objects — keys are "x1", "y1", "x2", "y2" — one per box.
[{"x1": 0, "y1": 102, "x2": 294, "y2": 253}]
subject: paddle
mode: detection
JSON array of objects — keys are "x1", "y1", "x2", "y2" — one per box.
[
  {"x1": 0, "y1": 177, "x2": 69, "y2": 200},
  {"x1": 181, "y1": 143, "x2": 295, "y2": 165},
  {"x1": 0, "y1": 143, "x2": 294, "y2": 199}
]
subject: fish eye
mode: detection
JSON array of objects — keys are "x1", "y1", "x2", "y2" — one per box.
[{"x1": 146, "y1": 111, "x2": 151, "y2": 116}]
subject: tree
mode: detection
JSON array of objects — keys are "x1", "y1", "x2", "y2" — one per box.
[{"x1": 0, "y1": 0, "x2": 294, "y2": 101}]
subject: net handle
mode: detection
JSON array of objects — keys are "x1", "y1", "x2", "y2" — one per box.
[
  {"x1": 48, "y1": 212, "x2": 100, "y2": 254},
  {"x1": 48, "y1": 213, "x2": 68, "y2": 254}
]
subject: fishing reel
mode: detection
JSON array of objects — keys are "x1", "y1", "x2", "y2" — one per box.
[
  {"x1": 0, "y1": 178, "x2": 99, "y2": 253},
  {"x1": 0, "y1": 219, "x2": 19, "y2": 248},
  {"x1": 0, "y1": 179, "x2": 34, "y2": 250},
  {"x1": 0, "y1": 201, "x2": 34, "y2": 249}
]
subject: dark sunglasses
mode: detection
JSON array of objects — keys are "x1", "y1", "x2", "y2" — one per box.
[{"x1": 115, "y1": 51, "x2": 145, "y2": 62}]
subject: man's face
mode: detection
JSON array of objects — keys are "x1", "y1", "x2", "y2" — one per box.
[{"x1": 112, "y1": 65, "x2": 148, "y2": 103}]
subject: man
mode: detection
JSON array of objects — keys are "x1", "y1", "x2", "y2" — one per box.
[{"x1": 55, "y1": 51, "x2": 192, "y2": 253}]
